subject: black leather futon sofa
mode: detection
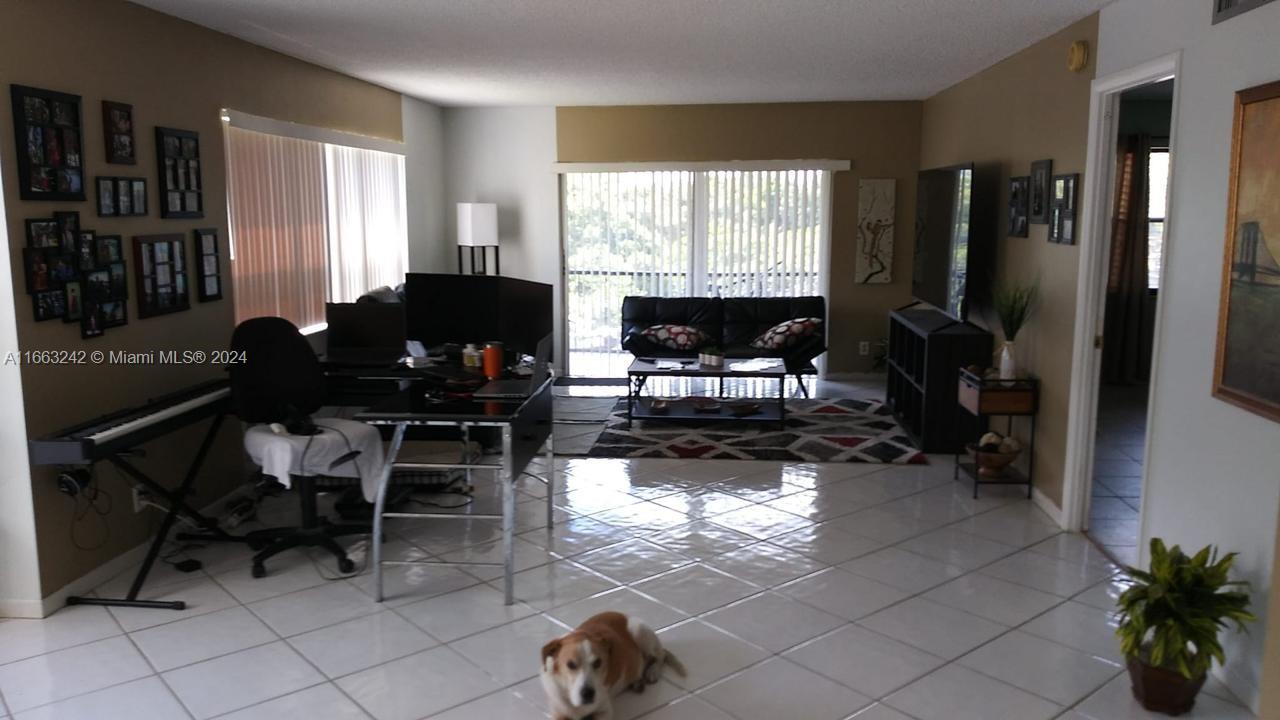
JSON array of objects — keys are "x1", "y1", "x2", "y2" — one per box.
[{"x1": 620, "y1": 296, "x2": 826, "y2": 392}]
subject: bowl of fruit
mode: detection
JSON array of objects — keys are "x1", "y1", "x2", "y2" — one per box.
[{"x1": 968, "y1": 432, "x2": 1022, "y2": 478}]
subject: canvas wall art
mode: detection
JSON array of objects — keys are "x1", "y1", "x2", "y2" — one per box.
[
  {"x1": 1215, "y1": 79, "x2": 1280, "y2": 422},
  {"x1": 855, "y1": 178, "x2": 895, "y2": 284}
]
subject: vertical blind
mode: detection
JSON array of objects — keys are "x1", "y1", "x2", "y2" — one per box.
[
  {"x1": 226, "y1": 126, "x2": 408, "y2": 328},
  {"x1": 226, "y1": 126, "x2": 328, "y2": 329},
  {"x1": 563, "y1": 169, "x2": 829, "y2": 376},
  {"x1": 325, "y1": 144, "x2": 408, "y2": 303}
]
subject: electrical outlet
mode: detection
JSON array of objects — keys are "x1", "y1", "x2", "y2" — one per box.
[
  {"x1": 859, "y1": 341, "x2": 871, "y2": 356},
  {"x1": 132, "y1": 486, "x2": 152, "y2": 513}
]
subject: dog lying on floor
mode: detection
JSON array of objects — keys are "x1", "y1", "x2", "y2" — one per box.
[{"x1": 540, "y1": 611, "x2": 686, "y2": 720}]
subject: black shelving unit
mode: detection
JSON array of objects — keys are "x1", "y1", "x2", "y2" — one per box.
[{"x1": 885, "y1": 307, "x2": 993, "y2": 453}]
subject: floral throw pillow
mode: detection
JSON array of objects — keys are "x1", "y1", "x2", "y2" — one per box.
[
  {"x1": 750, "y1": 317, "x2": 823, "y2": 350},
  {"x1": 641, "y1": 324, "x2": 708, "y2": 350}
]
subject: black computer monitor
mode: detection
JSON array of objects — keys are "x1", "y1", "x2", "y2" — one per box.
[{"x1": 404, "y1": 273, "x2": 552, "y2": 359}]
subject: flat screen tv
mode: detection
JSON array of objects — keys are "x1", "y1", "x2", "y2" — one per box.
[
  {"x1": 404, "y1": 273, "x2": 553, "y2": 358},
  {"x1": 912, "y1": 163, "x2": 987, "y2": 320}
]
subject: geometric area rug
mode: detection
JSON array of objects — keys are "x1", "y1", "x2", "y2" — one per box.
[{"x1": 586, "y1": 398, "x2": 927, "y2": 464}]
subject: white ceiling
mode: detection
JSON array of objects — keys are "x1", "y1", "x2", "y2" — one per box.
[{"x1": 131, "y1": 0, "x2": 1111, "y2": 106}]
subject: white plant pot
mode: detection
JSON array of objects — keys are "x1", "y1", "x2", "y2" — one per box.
[{"x1": 998, "y1": 341, "x2": 1017, "y2": 380}]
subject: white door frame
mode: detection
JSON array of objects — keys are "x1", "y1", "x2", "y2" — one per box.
[{"x1": 1061, "y1": 52, "x2": 1182, "y2": 533}]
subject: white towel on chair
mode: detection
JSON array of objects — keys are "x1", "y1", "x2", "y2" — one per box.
[{"x1": 244, "y1": 418, "x2": 386, "y2": 501}]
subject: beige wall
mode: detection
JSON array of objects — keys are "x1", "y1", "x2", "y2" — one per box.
[
  {"x1": 556, "y1": 102, "x2": 923, "y2": 373},
  {"x1": 919, "y1": 14, "x2": 1099, "y2": 509},
  {"x1": 0, "y1": 0, "x2": 402, "y2": 596}
]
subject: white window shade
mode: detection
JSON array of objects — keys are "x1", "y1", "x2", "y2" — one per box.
[{"x1": 324, "y1": 144, "x2": 408, "y2": 303}]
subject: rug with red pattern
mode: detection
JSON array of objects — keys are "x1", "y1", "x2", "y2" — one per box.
[{"x1": 586, "y1": 398, "x2": 927, "y2": 463}]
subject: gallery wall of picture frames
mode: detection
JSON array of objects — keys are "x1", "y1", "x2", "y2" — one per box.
[{"x1": 9, "y1": 82, "x2": 226, "y2": 342}]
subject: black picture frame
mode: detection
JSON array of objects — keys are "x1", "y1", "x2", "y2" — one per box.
[
  {"x1": 101, "y1": 100, "x2": 136, "y2": 165},
  {"x1": 155, "y1": 127, "x2": 203, "y2": 218},
  {"x1": 63, "y1": 281, "x2": 83, "y2": 323},
  {"x1": 1029, "y1": 159, "x2": 1053, "y2": 224},
  {"x1": 95, "y1": 234, "x2": 123, "y2": 265},
  {"x1": 75, "y1": 230, "x2": 97, "y2": 271},
  {"x1": 25, "y1": 218, "x2": 60, "y2": 249},
  {"x1": 95, "y1": 176, "x2": 147, "y2": 217},
  {"x1": 1008, "y1": 176, "x2": 1030, "y2": 238},
  {"x1": 10, "y1": 85, "x2": 86, "y2": 201},
  {"x1": 1049, "y1": 173, "x2": 1080, "y2": 245},
  {"x1": 193, "y1": 227, "x2": 223, "y2": 302},
  {"x1": 134, "y1": 234, "x2": 191, "y2": 317},
  {"x1": 33, "y1": 289, "x2": 66, "y2": 322}
]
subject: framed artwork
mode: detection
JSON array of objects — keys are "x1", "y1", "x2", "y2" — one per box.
[
  {"x1": 193, "y1": 228, "x2": 223, "y2": 301},
  {"x1": 1214, "y1": 79, "x2": 1280, "y2": 423},
  {"x1": 133, "y1": 234, "x2": 190, "y2": 317},
  {"x1": 101, "y1": 100, "x2": 136, "y2": 164},
  {"x1": 54, "y1": 211, "x2": 79, "y2": 249},
  {"x1": 10, "y1": 85, "x2": 85, "y2": 201},
  {"x1": 75, "y1": 230, "x2": 97, "y2": 271},
  {"x1": 854, "y1": 179, "x2": 895, "y2": 284},
  {"x1": 1008, "y1": 176, "x2": 1030, "y2": 238},
  {"x1": 95, "y1": 234, "x2": 123, "y2": 265},
  {"x1": 1029, "y1": 159, "x2": 1053, "y2": 224},
  {"x1": 1049, "y1": 174, "x2": 1079, "y2": 245},
  {"x1": 155, "y1": 127, "x2": 203, "y2": 218},
  {"x1": 25, "y1": 218, "x2": 60, "y2": 249},
  {"x1": 96, "y1": 176, "x2": 147, "y2": 216},
  {"x1": 63, "y1": 281, "x2": 83, "y2": 323},
  {"x1": 33, "y1": 289, "x2": 66, "y2": 322}
]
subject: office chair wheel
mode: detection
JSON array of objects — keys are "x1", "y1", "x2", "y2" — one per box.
[
  {"x1": 251, "y1": 562, "x2": 267, "y2": 579},
  {"x1": 337, "y1": 557, "x2": 356, "y2": 574}
]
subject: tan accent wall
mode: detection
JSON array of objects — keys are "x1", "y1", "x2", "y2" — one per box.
[
  {"x1": 556, "y1": 102, "x2": 923, "y2": 373},
  {"x1": 0, "y1": 0, "x2": 402, "y2": 596},
  {"x1": 919, "y1": 14, "x2": 1099, "y2": 509}
]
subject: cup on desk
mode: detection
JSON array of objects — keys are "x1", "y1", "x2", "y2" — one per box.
[{"x1": 483, "y1": 342, "x2": 504, "y2": 380}]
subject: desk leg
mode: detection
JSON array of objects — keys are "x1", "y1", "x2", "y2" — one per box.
[
  {"x1": 462, "y1": 425, "x2": 473, "y2": 488},
  {"x1": 372, "y1": 423, "x2": 408, "y2": 603},
  {"x1": 545, "y1": 431, "x2": 556, "y2": 531},
  {"x1": 501, "y1": 425, "x2": 517, "y2": 605}
]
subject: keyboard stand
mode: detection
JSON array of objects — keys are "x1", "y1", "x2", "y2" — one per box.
[{"x1": 66, "y1": 412, "x2": 247, "y2": 611}]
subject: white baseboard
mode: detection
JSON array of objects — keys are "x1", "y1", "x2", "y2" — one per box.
[
  {"x1": 1033, "y1": 486, "x2": 1067, "y2": 528},
  {"x1": 26, "y1": 489, "x2": 242, "y2": 619},
  {"x1": 0, "y1": 597, "x2": 46, "y2": 618}
]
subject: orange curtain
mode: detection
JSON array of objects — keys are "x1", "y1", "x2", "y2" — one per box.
[
  {"x1": 226, "y1": 127, "x2": 328, "y2": 329},
  {"x1": 1102, "y1": 134, "x2": 1152, "y2": 385}
]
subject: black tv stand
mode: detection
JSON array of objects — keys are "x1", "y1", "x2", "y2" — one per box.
[{"x1": 886, "y1": 307, "x2": 993, "y2": 453}]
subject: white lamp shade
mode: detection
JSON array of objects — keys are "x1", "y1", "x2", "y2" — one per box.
[{"x1": 457, "y1": 203, "x2": 498, "y2": 247}]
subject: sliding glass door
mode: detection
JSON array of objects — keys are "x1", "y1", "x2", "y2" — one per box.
[{"x1": 562, "y1": 168, "x2": 829, "y2": 377}]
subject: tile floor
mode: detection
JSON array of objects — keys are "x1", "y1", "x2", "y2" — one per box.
[
  {"x1": 1088, "y1": 385, "x2": 1149, "y2": 565},
  {"x1": 0, "y1": 452, "x2": 1254, "y2": 719}
]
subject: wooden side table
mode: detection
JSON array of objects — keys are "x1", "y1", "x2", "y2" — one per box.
[{"x1": 954, "y1": 368, "x2": 1040, "y2": 498}]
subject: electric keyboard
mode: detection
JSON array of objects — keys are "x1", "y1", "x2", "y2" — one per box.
[{"x1": 29, "y1": 379, "x2": 231, "y2": 465}]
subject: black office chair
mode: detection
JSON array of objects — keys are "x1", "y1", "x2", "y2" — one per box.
[{"x1": 229, "y1": 317, "x2": 375, "y2": 578}]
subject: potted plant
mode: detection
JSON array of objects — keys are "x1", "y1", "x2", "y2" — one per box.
[
  {"x1": 992, "y1": 281, "x2": 1037, "y2": 379},
  {"x1": 1115, "y1": 538, "x2": 1255, "y2": 716}
]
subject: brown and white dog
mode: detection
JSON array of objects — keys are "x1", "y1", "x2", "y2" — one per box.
[{"x1": 540, "y1": 611, "x2": 686, "y2": 720}]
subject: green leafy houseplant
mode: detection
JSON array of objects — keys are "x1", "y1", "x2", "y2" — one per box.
[
  {"x1": 992, "y1": 281, "x2": 1038, "y2": 342},
  {"x1": 1116, "y1": 538, "x2": 1255, "y2": 714}
]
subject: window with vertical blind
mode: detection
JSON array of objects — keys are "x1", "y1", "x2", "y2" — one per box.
[
  {"x1": 562, "y1": 167, "x2": 830, "y2": 377},
  {"x1": 225, "y1": 117, "x2": 407, "y2": 330}
]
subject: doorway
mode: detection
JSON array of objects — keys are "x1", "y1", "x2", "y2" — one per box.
[{"x1": 1081, "y1": 78, "x2": 1176, "y2": 564}]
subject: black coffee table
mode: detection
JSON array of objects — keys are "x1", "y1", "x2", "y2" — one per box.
[{"x1": 626, "y1": 357, "x2": 788, "y2": 430}]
